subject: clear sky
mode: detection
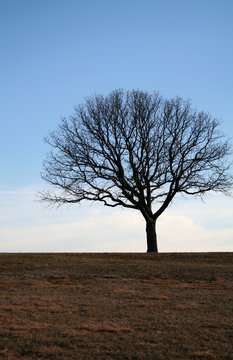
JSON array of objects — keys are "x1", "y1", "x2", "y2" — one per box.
[{"x1": 0, "y1": 0, "x2": 232, "y2": 252}]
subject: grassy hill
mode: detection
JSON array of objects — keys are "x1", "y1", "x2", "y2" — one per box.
[{"x1": 0, "y1": 253, "x2": 233, "y2": 359}]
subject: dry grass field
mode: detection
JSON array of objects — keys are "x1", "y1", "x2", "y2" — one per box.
[{"x1": 0, "y1": 252, "x2": 233, "y2": 359}]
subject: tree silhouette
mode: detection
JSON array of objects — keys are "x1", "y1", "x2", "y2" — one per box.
[{"x1": 40, "y1": 89, "x2": 232, "y2": 252}]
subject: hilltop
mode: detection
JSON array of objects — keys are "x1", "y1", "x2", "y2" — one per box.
[{"x1": 0, "y1": 252, "x2": 233, "y2": 359}]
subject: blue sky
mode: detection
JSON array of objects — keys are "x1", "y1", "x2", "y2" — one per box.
[{"x1": 0, "y1": 0, "x2": 232, "y2": 252}]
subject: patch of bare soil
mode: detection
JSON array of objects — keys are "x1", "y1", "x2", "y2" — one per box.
[{"x1": 0, "y1": 252, "x2": 232, "y2": 359}]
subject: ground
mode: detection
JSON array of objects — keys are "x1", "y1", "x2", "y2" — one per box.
[{"x1": 0, "y1": 252, "x2": 233, "y2": 359}]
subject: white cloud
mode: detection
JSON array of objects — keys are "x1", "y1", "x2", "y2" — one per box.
[
  {"x1": 0, "y1": 207, "x2": 145, "y2": 252},
  {"x1": 0, "y1": 186, "x2": 232, "y2": 252},
  {"x1": 158, "y1": 213, "x2": 233, "y2": 252},
  {"x1": 157, "y1": 193, "x2": 233, "y2": 252},
  {"x1": 0, "y1": 187, "x2": 145, "y2": 252}
]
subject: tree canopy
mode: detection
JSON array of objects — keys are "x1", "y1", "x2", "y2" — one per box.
[{"x1": 41, "y1": 89, "x2": 232, "y2": 252}]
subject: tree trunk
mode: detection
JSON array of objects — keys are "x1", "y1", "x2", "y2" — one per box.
[{"x1": 146, "y1": 218, "x2": 158, "y2": 253}]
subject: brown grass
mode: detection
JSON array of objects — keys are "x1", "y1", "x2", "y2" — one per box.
[
  {"x1": 80, "y1": 323, "x2": 133, "y2": 333},
  {"x1": 193, "y1": 350, "x2": 217, "y2": 358},
  {"x1": 0, "y1": 252, "x2": 233, "y2": 359}
]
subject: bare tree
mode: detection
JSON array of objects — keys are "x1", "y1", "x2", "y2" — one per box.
[{"x1": 40, "y1": 89, "x2": 232, "y2": 252}]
